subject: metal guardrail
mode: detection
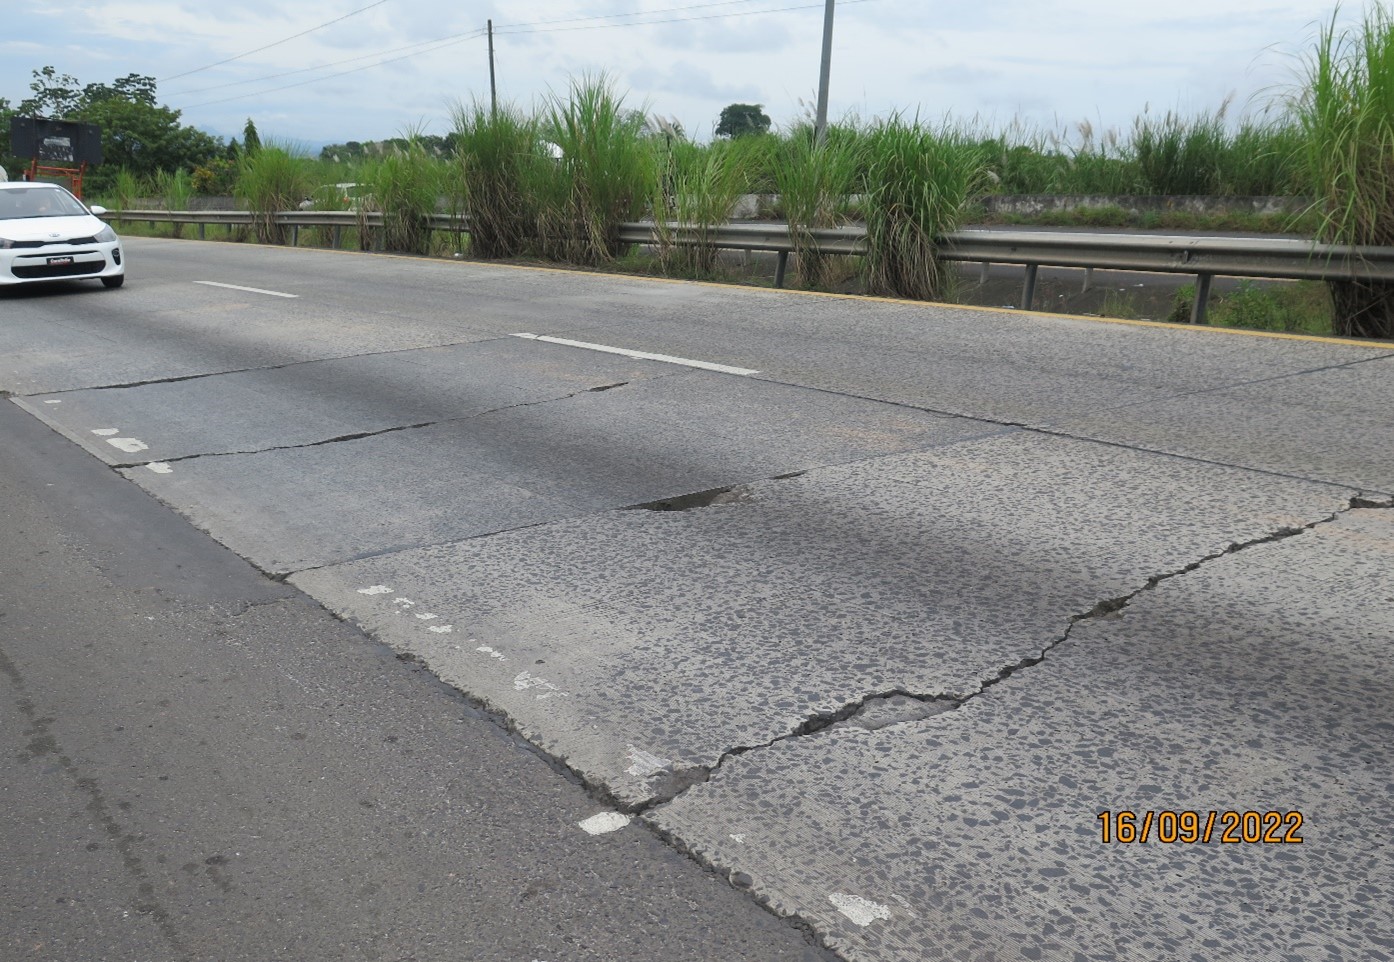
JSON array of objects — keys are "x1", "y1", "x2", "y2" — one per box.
[{"x1": 107, "y1": 210, "x2": 1394, "y2": 324}]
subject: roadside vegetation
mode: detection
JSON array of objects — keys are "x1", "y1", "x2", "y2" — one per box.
[{"x1": 16, "y1": 4, "x2": 1391, "y2": 337}]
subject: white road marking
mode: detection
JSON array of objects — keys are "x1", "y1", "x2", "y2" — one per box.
[
  {"x1": 511, "y1": 333, "x2": 759, "y2": 376},
  {"x1": 43, "y1": 400, "x2": 61, "y2": 404},
  {"x1": 729, "y1": 834, "x2": 746, "y2": 843},
  {"x1": 393, "y1": 597, "x2": 415, "y2": 607},
  {"x1": 107, "y1": 438, "x2": 149, "y2": 454},
  {"x1": 624, "y1": 746, "x2": 671, "y2": 777},
  {"x1": 475, "y1": 646, "x2": 506, "y2": 661},
  {"x1": 427, "y1": 625, "x2": 454, "y2": 633},
  {"x1": 146, "y1": 462, "x2": 174, "y2": 474},
  {"x1": 414, "y1": 613, "x2": 438, "y2": 620},
  {"x1": 578, "y1": 812, "x2": 632, "y2": 836},
  {"x1": 91, "y1": 428, "x2": 119, "y2": 436},
  {"x1": 513, "y1": 671, "x2": 568, "y2": 700},
  {"x1": 829, "y1": 893, "x2": 892, "y2": 927},
  {"x1": 357, "y1": 585, "x2": 393, "y2": 595},
  {"x1": 195, "y1": 281, "x2": 298, "y2": 298}
]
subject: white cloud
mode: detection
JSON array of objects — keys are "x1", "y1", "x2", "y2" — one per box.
[{"x1": 0, "y1": 0, "x2": 1363, "y2": 145}]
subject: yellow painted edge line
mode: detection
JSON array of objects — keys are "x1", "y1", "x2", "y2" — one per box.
[{"x1": 133, "y1": 235, "x2": 1394, "y2": 351}]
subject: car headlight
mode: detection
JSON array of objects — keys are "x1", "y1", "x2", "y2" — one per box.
[
  {"x1": 0, "y1": 237, "x2": 17, "y2": 250},
  {"x1": 95, "y1": 226, "x2": 118, "y2": 243}
]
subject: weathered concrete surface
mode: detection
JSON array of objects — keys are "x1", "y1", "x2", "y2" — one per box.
[
  {"x1": 648, "y1": 506, "x2": 1394, "y2": 962},
  {"x1": 1048, "y1": 353, "x2": 1394, "y2": 491},
  {"x1": 291, "y1": 432, "x2": 1358, "y2": 809},
  {"x1": 113, "y1": 363, "x2": 986, "y2": 572},
  {"x1": 14, "y1": 339, "x2": 677, "y2": 464}
]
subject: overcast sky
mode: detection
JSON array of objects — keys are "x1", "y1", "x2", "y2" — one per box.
[{"x1": 1, "y1": 1, "x2": 1362, "y2": 148}]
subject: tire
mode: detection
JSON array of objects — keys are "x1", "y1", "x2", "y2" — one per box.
[{"x1": 101, "y1": 275, "x2": 124, "y2": 289}]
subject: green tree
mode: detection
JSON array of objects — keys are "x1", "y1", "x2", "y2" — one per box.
[
  {"x1": 6, "y1": 67, "x2": 224, "y2": 193},
  {"x1": 715, "y1": 103, "x2": 771, "y2": 139},
  {"x1": 243, "y1": 118, "x2": 261, "y2": 154}
]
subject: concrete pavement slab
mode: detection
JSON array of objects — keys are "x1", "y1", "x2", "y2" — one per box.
[
  {"x1": 647, "y1": 506, "x2": 1394, "y2": 961},
  {"x1": 120, "y1": 372, "x2": 989, "y2": 571},
  {"x1": 290, "y1": 432, "x2": 1358, "y2": 810},
  {"x1": 14, "y1": 338, "x2": 676, "y2": 463},
  {"x1": 1048, "y1": 353, "x2": 1394, "y2": 492}
]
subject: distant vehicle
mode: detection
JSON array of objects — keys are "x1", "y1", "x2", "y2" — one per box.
[
  {"x1": 299, "y1": 183, "x2": 370, "y2": 211},
  {"x1": 0, "y1": 182, "x2": 125, "y2": 288}
]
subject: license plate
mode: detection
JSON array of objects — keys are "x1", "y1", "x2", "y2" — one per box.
[{"x1": 47, "y1": 255, "x2": 74, "y2": 266}]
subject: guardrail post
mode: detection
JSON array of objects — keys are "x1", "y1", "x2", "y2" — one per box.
[
  {"x1": 775, "y1": 251, "x2": 789, "y2": 289},
  {"x1": 979, "y1": 261, "x2": 990, "y2": 286},
  {"x1": 1081, "y1": 266, "x2": 1094, "y2": 292},
  {"x1": 1190, "y1": 273, "x2": 1213, "y2": 324},
  {"x1": 292, "y1": 225, "x2": 299, "y2": 248},
  {"x1": 1021, "y1": 264, "x2": 1039, "y2": 311},
  {"x1": 333, "y1": 226, "x2": 342, "y2": 250},
  {"x1": 198, "y1": 223, "x2": 206, "y2": 241}
]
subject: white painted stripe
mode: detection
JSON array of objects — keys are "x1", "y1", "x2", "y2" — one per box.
[
  {"x1": 43, "y1": 399, "x2": 62, "y2": 404},
  {"x1": 91, "y1": 428, "x2": 119, "y2": 436},
  {"x1": 512, "y1": 333, "x2": 758, "y2": 376},
  {"x1": 106, "y1": 437, "x2": 148, "y2": 454},
  {"x1": 146, "y1": 462, "x2": 174, "y2": 474},
  {"x1": 578, "y1": 812, "x2": 632, "y2": 835},
  {"x1": 195, "y1": 281, "x2": 298, "y2": 299},
  {"x1": 829, "y1": 893, "x2": 892, "y2": 927},
  {"x1": 357, "y1": 585, "x2": 393, "y2": 595}
]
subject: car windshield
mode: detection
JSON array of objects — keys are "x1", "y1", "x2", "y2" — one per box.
[{"x1": 0, "y1": 186, "x2": 89, "y2": 220}]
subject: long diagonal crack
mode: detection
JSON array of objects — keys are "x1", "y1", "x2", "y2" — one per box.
[
  {"x1": 109, "y1": 381, "x2": 634, "y2": 468},
  {"x1": 631, "y1": 491, "x2": 1394, "y2": 815}
]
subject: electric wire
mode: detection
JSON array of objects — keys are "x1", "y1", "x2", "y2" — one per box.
[
  {"x1": 159, "y1": 0, "x2": 392, "y2": 82},
  {"x1": 172, "y1": 0, "x2": 878, "y2": 109}
]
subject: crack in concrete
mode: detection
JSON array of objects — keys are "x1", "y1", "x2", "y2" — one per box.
[
  {"x1": 636, "y1": 492, "x2": 1394, "y2": 815},
  {"x1": 22, "y1": 336, "x2": 523, "y2": 397},
  {"x1": 109, "y1": 380, "x2": 633, "y2": 468},
  {"x1": 748, "y1": 373, "x2": 1394, "y2": 498}
]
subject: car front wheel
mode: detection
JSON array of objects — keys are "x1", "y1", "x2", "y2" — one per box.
[{"x1": 102, "y1": 275, "x2": 124, "y2": 288}]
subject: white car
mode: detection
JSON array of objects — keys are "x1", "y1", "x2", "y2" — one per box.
[{"x1": 0, "y1": 182, "x2": 124, "y2": 288}]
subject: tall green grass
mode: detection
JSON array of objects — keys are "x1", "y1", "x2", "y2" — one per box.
[
  {"x1": 236, "y1": 146, "x2": 312, "y2": 244},
  {"x1": 360, "y1": 135, "x2": 442, "y2": 255},
  {"x1": 862, "y1": 117, "x2": 991, "y2": 300},
  {"x1": 154, "y1": 169, "x2": 195, "y2": 238},
  {"x1": 1292, "y1": 6, "x2": 1394, "y2": 338},
  {"x1": 450, "y1": 100, "x2": 547, "y2": 259},
  {"x1": 775, "y1": 122, "x2": 863, "y2": 288},
  {"x1": 652, "y1": 136, "x2": 759, "y2": 274},
  {"x1": 538, "y1": 75, "x2": 652, "y2": 264}
]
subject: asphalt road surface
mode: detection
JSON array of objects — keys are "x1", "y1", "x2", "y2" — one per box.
[{"x1": 3, "y1": 236, "x2": 1392, "y2": 961}]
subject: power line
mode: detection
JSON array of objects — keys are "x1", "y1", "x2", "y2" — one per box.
[
  {"x1": 159, "y1": 0, "x2": 392, "y2": 83},
  {"x1": 181, "y1": 28, "x2": 486, "y2": 109},
  {"x1": 175, "y1": 0, "x2": 879, "y2": 109},
  {"x1": 169, "y1": 27, "x2": 487, "y2": 98},
  {"x1": 495, "y1": 0, "x2": 876, "y2": 36}
]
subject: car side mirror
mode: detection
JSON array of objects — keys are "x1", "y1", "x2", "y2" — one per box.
[{"x1": 89, "y1": 205, "x2": 108, "y2": 216}]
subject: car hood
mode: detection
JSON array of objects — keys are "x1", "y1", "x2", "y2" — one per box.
[{"x1": 0, "y1": 214, "x2": 106, "y2": 242}]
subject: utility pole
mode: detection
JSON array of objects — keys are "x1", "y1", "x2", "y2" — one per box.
[
  {"x1": 814, "y1": 0, "x2": 835, "y2": 144},
  {"x1": 487, "y1": 19, "x2": 497, "y2": 116}
]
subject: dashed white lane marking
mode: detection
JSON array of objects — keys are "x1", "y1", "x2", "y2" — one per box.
[
  {"x1": 357, "y1": 585, "x2": 393, "y2": 595},
  {"x1": 578, "y1": 812, "x2": 632, "y2": 835},
  {"x1": 427, "y1": 625, "x2": 453, "y2": 633},
  {"x1": 195, "y1": 281, "x2": 298, "y2": 299},
  {"x1": 146, "y1": 462, "x2": 174, "y2": 474},
  {"x1": 43, "y1": 400, "x2": 61, "y2": 404},
  {"x1": 511, "y1": 333, "x2": 759, "y2": 376},
  {"x1": 91, "y1": 428, "x2": 119, "y2": 436},
  {"x1": 106, "y1": 438, "x2": 149, "y2": 454},
  {"x1": 829, "y1": 893, "x2": 892, "y2": 927}
]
